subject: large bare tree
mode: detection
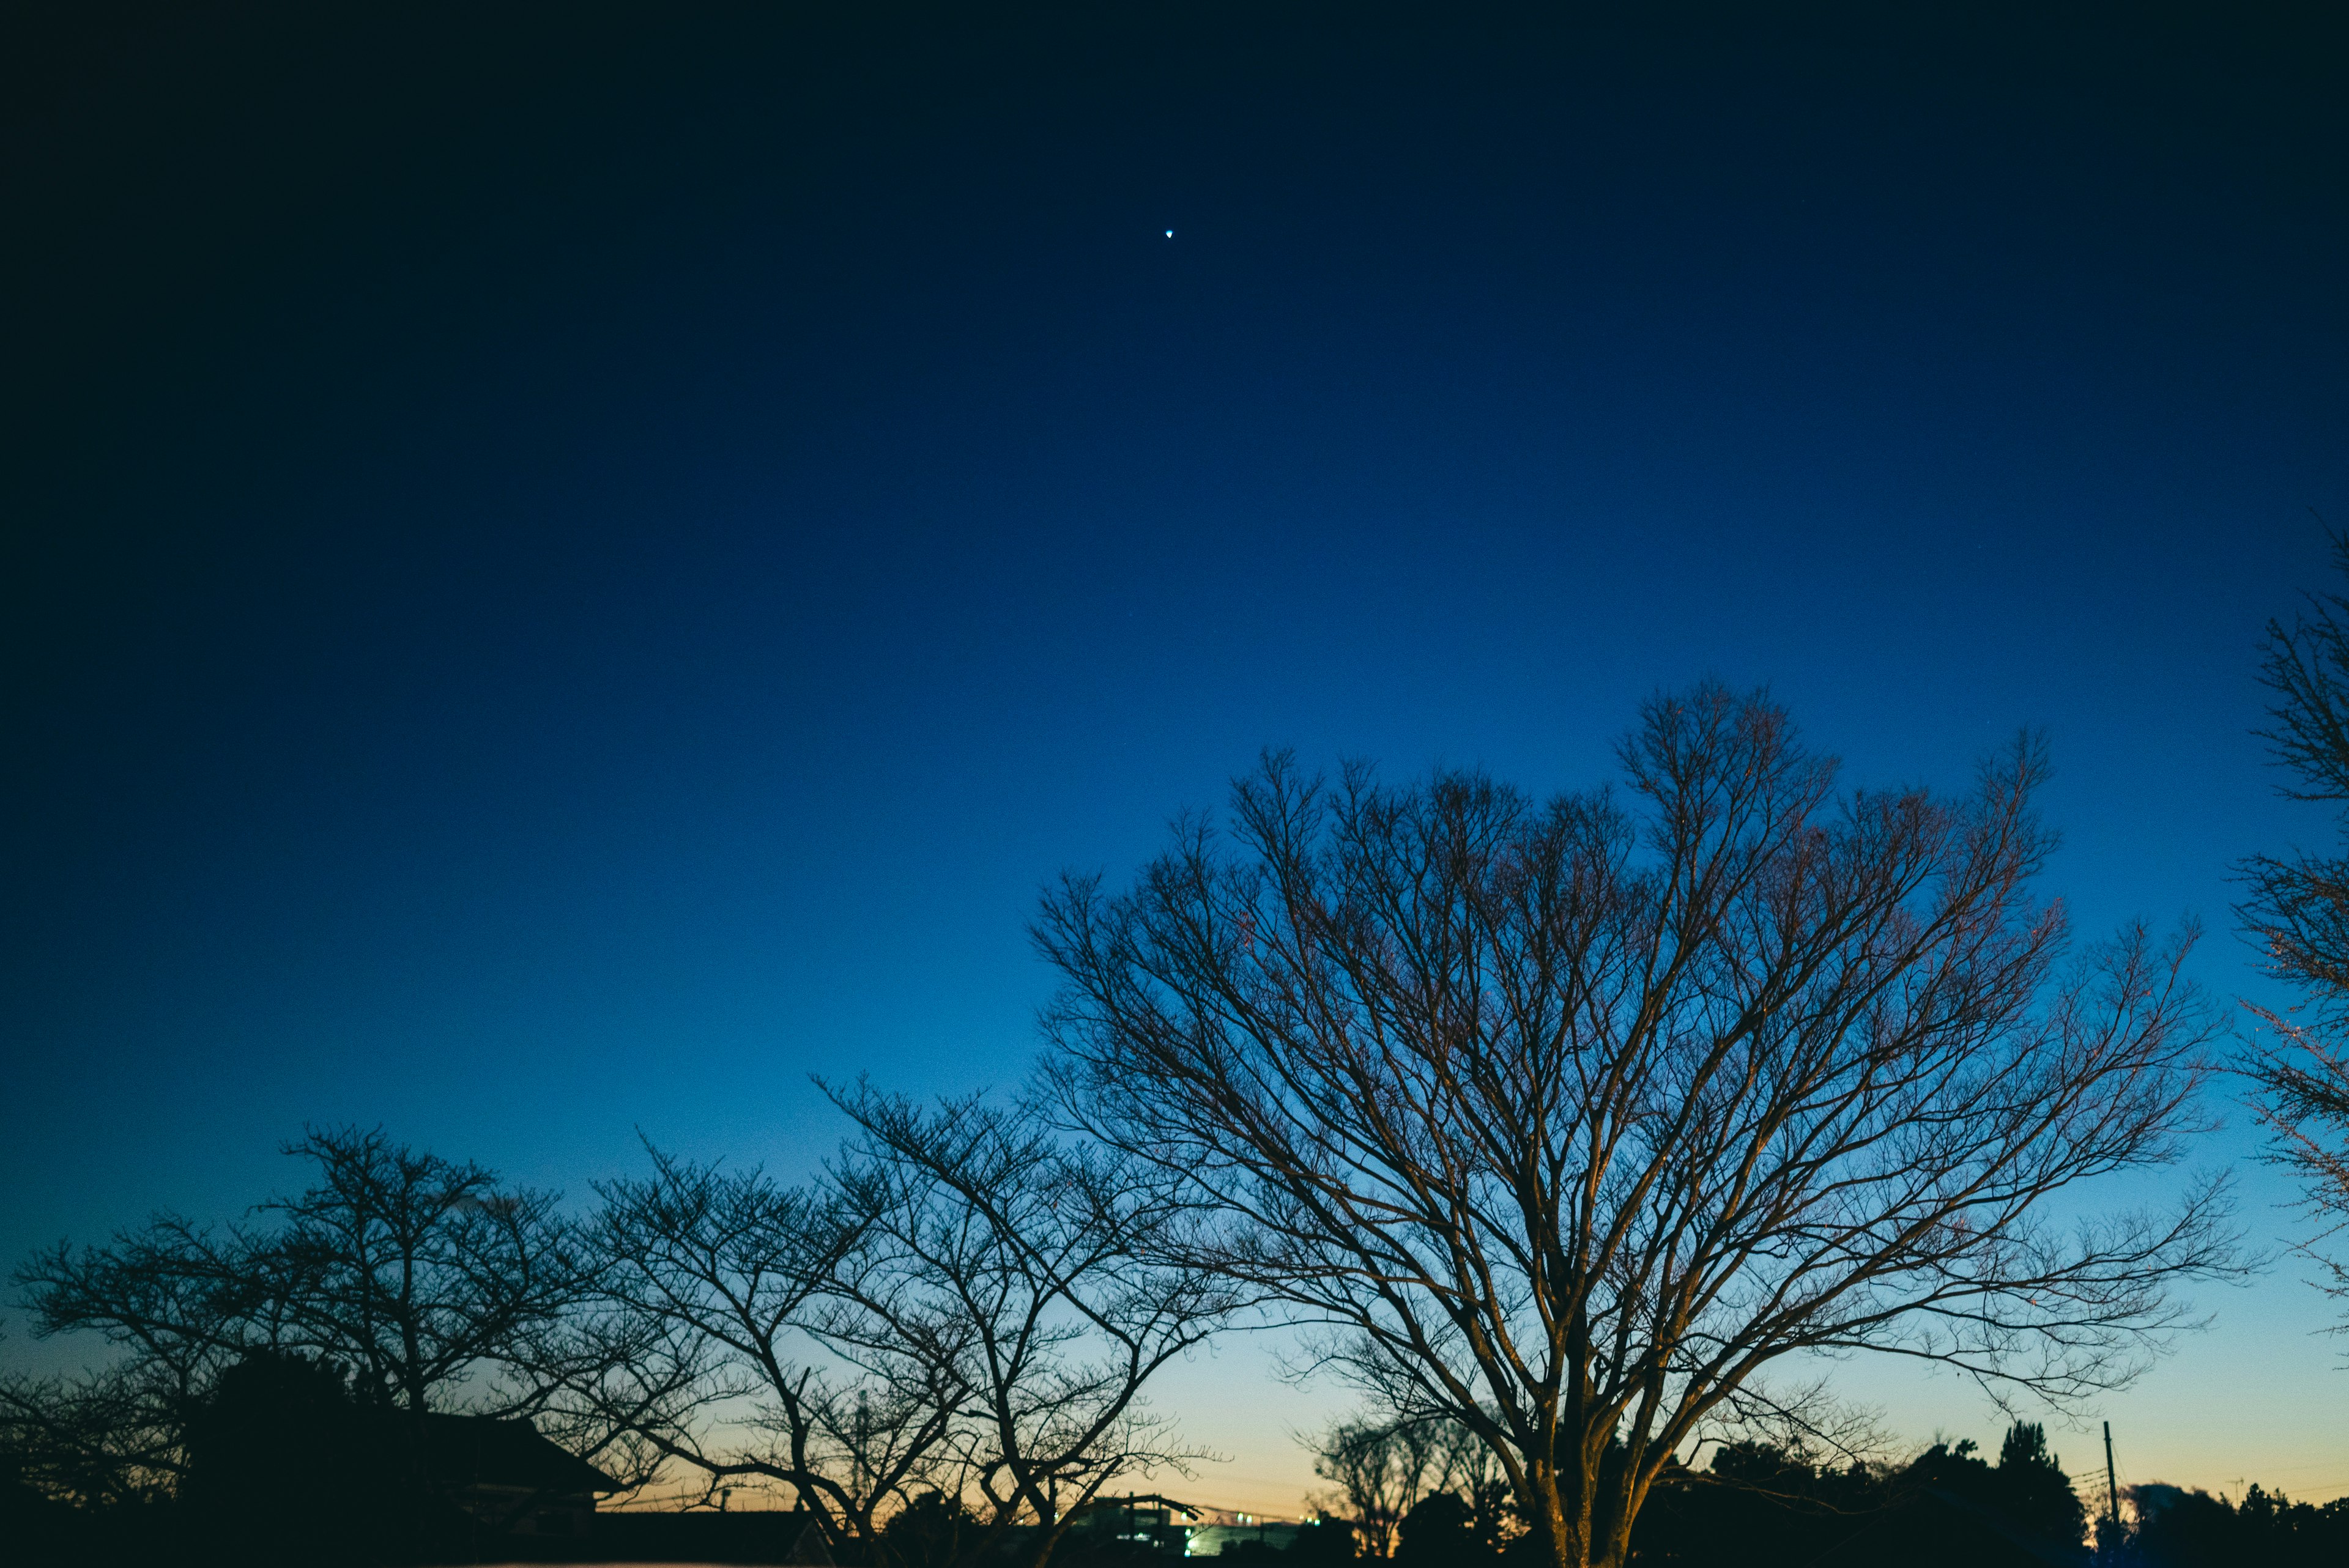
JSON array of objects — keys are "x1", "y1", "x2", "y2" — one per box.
[
  {"x1": 2240, "y1": 534, "x2": 2349, "y2": 1325},
  {"x1": 1036, "y1": 685, "x2": 2238, "y2": 1568}
]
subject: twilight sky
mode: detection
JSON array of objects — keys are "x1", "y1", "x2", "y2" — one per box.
[{"x1": 4, "y1": 4, "x2": 2347, "y2": 1513}]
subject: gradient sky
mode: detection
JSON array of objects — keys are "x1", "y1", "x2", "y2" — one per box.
[{"x1": 5, "y1": 4, "x2": 2347, "y2": 1515}]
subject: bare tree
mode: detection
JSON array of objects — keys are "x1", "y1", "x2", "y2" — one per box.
[
  {"x1": 589, "y1": 1145, "x2": 959, "y2": 1553},
  {"x1": 1307, "y1": 1416, "x2": 1445, "y2": 1557},
  {"x1": 1307, "y1": 1408, "x2": 1521, "y2": 1558},
  {"x1": 261, "y1": 1128, "x2": 592, "y2": 1430},
  {"x1": 0, "y1": 1353, "x2": 187, "y2": 1509},
  {"x1": 521, "y1": 1292, "x2": 716, "y2": 1501},
  {"x1": 4, "y1": 1211, "x2": 253, "y2": 1500},
  {"x1": 1036, "y1": 685, "x2": 2239, "y2": 1568},
  {"x1": 826, "y1": 1085, "x2": 1234, "y2": 1568},
  {"x1": 2240, "y1": 533, "x2": 2349, "y2": 1325},
  {"x1": 13, "y1": 1127, "x2": 601, "y2": 1495},
  {"x1": 590, "y1": 1095, "x2": 1234, "y2": 1568}
]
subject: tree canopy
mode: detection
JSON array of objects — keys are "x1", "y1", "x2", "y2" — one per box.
[{"x1": 1038, "y1": 684, "x2": 2237, "y2": 1568}]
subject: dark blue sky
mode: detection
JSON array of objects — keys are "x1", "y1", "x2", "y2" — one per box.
[{"x1": 5, "y1": 4, "x2": 2347, "y2": 1501}]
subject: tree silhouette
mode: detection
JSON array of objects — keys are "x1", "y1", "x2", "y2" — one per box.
[
  {"x1": 1393, "y1": 1490, "x2": 1479, "y2": 1568},
  {"x1": 585, "y1": 1093, "x2": 1233, "y2": 1568},
  {"x1": 1038, "y1": 685, "x2": 2238, "y2": 1568},
  {"x1": 2240, "y1": 533, "x2": 2349, "y2": 1333},
  {"x1": 1990, "y1": 1421, "x2": 2084, "y2": 1547},
  {"x1": 19, "y1": 1128, "x2": 590, "y2": 1433},
  {"x1": 10, "y1": 1126, "x2": 614, "y2": 1542},
  {"x1": 1308, "y1": 1418, "x2": 1446, "y2": 1558}
]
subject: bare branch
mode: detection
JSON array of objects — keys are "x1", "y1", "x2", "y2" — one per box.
[{"x1": 1038, "y1": 685, "x2": 2238, "y2": 1568}]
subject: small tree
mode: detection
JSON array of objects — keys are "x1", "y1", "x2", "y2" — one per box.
[
  {"x1": 2, "y1": 1212, "x2": 250, "y2": 1506},
  {"x1": 0, "y1": 1356, "x2": 186, "y2": 1512},
  {"x1": 588, "y1": 1145, "x2": 939, "y2": 1546},
  {"x1": 1309, "y1": 1418, "x2": 1445, "y2": 1558},
  {"x1": 825, "y1": 1085, "x2": 1233, "y2": 1568},
  {"x1": 1395, "y1": 1491, "x2": 1480, "y2": 1568},
  {"x1": 2240, "y1": 535, "x2": 2349, "y2": 1329},
  {"x1": 1037, "y1": 685, "x2": 2239, "y2": 1568},
  {"x1": 1308, "y1": 1414, "x2": 1502, "y2": 1559},
  {"x1": 1991, "y1": 1421, "x2": 2085, "y2": 1547}
]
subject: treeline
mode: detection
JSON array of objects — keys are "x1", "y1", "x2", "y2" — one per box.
[
  {"x1": 2110, "y1": 1481, "x2": 2349, "y2": 1567},
  {"x1": 1636, "y1": 1432, "x2": 2346, "y2": 1568},
  {"x1": 1280, "y1": 1416, "x2": 2348, "y2": 1568}
]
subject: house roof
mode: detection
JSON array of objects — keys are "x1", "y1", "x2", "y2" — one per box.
[{"x1": 420, "y1": 1413, "x2": 620, "y2": 1495}]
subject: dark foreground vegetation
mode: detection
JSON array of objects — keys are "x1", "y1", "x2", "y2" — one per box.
[
  {"x1": 1636, "y1": 1435, "x2": 2345, "y2": 1568},
  {"x1": 1295, "y1": 1412, "x2": 2348, "y2": 1568},
  {"x1": 9, "y1": 1377, "x2": 2346, "y2": 1568}
]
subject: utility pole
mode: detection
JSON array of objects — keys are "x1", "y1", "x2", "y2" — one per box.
[{"x1": 2103, "y1": 1421, "x2": 2120, "y2": 1530}]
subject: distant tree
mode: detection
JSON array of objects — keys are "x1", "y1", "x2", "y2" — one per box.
[
  {"x1": 2240, "y1": 534, "x2": 2349, "y2": 1331},
  {"x1": 2238, "y1": 1483, "x2": 2349, "y2": 1567},
  {"x1": 0, "y1": 1419, "x2": 169, "y2": 1568},
  {"x1": 1898, "y1": 1424, "x2": 2086, "y2": 1548},
  {"x1": 1393, "y1": 1490, "x2": 1479, "y2": 1568},
  {"x1": 1309, "y1": 1418, "x2": 1445, "y2": 1558},
  {"x1": 2123, "y1": 1480, "x2": 2349, "y2": 1568},
  {"x1": 588, "y1": 1092, "x2": 1233, "y2": 1568},
  {"x1": 587, "y1": 1142, "x2": 949, "y2": 1551},
  {"x1": 1626, "y1": 1435, "x2": 1888, "y2": 1568},
  {"x1": 1636, "y1": 1426, "x2": 2081, "y2": 1567},
  {"x1": 0, "y1": 1356, "x2": 186, "y2": 1512},
  {"x1": 2127, "y1": 1485, "x2": 2238, "y2": 1567},
  {"x1": 20, "y1": 1128, "x2": 590, "y2": 1418},
  {"x1": 1453, "y1": 1463, "x2": 1523, "y2": 1556},
  {"x1": 1309, "y1": 1413, "x2": 1510, "y2": 1562},
  {"x1": 1037, "y1": 685, "x2": 2241, "y2": 1568},
  {"x1": 1989, "y1": 1421, "x2": 2085, "y2": 1547},
  {"x1": 0, "y1": 1317, "x2": 184, "y2": 1568},
  {"x1": 827, "y1": 1085, "x2": 1233, "y2": 1568},
  {"x1": 1, "y1": 1210, "x2": 250, "y2": 1508},
  {"x1": 1286, "y1": 1515, "x2": 1362, "y2": 1567},
  {"x1": 11, "y1": 1128, "x2": 612, "y2": 1511}
]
